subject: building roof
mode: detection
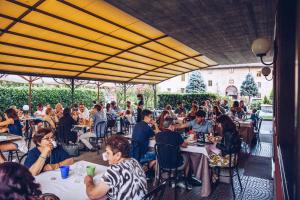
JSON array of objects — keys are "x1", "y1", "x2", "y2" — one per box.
[{"x1": 0, "y1": 0, "x2": 217, "y2": 84}]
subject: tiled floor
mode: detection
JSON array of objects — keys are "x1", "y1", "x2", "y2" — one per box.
[{"x1": 58, "y1": 120, "x2": 275, "y2": 200}]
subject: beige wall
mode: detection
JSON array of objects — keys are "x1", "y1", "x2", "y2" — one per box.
[{"x1": 158, "y1": 65, "x2": 273, "y2": 100}]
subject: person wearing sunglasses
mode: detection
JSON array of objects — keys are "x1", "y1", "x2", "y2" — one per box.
[{"x1": 24, "y1": 128, "x2": 74, "y2": 176}]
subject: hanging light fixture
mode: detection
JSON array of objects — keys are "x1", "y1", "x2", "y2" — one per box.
[{"x1": 251, "y1": 37, "x2": 274, "y2": 80}]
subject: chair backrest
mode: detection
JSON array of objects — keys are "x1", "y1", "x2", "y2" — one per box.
[
  {"x1": 19, "y1": 152, "x2": 28, "y2": 165},
  {"x1": 142, "y1": 181, "x2": 167, "y2": 200},
  {"x1": 106, "y1": 119, "x2": 116, "y2": 128},
  {"x1": 229, "y1": 134, "x2": 242, "y2": 154},
  {"x1": 234, "y1": 120, "x2": 241, "y2": 130},
  {"x1": 56, "y1": 124, "x2": 71, "y2": 144},
  {"x1": 95, "y1": 121, "x2": 107, "y2": 138},
  {"x1": 257, "y1": 117, "x2": 263, "y2": 133},
  {"x1": 155, "y1": 143, "x2": 181, "y2": 170}
]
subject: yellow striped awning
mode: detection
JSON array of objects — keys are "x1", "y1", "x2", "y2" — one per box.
[{"x1": 0, "y1": 0, "x2": 218, "y2": 84}]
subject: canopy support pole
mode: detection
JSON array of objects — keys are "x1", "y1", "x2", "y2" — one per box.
[
  {"x1": 19, "y1": 75, "x2": 40, "y2": 115},
  {"x1": 153, "y1": 84, "x2": 157, "y2": 109},
  {"x1": 123, "y1": 83, "x2": 127, "y2": 110},
  {"x1": 71, "y1": 78, "x2": 75, "y2": 105},
  {"x1": 95, "y1": 81, "x2": 103, "y2": 103}
]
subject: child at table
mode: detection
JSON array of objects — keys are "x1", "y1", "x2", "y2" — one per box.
[{"x1": 250, "y1": 109, "x2": 259, "y2": 129}]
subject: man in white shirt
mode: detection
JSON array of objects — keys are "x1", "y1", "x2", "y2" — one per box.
[
  {"x1": 34, "y1": 103, "x2": 45, "y2": 118},
  {"x1": 79, "y1": 103, "x2": 90, "y2": 124}
]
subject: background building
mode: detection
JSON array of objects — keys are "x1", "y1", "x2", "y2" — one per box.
[{"x1": 158, "y1": 63, "x2": 273, "y2": 100}]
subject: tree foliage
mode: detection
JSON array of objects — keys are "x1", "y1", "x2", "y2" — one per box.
[
  {"x1": 240, "y1": 73, "x2": 258, "y2": 98},
  {"x1": 185, "y1": 71, "x2": 206, "y2": 93}
]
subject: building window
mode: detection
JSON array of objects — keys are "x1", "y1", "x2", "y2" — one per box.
[
  {"x1": 257, "y1": 93, "x2": 261, "y2": 98},
  {"x1": 229, "y1": 79, "x2": 234, "y2": 84},
  {"x1": 167, "y1": 88, "x2": 171, "y2": 92},
  {"x1": 181, "y1": 74, "x2": 185, "y2": 81},
  {"x1": 257, "y1": 71, "x2": 262, "y2": 77},
  {"x1": 257, "y1": 82, "x2": 261, "y2": 88},
  {"x1": 181, "y1": 88, "x2": 185, "y2": 93},
  {"x1": 208, "y1": 80, "x2": 212, "y2": 86},
  {"x1": 229, "y1": 68, "x2": 234, "y2": 73}
]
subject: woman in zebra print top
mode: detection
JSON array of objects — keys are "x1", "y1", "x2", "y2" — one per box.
[{"x1": 84, "y1": 135, "x2": 147, "y2": 200}]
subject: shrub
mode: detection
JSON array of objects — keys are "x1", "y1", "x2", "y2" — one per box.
[
  {"x1": 250, "y1": 100, "x2": 262, "y2": 110},
  {"x1": 0, "y1": 86, "x2": 104, "y2": 111},
  {"x1": 158, "y1": 93, "x2": 218, "y2": 110},
  {"x1": 263, "y1": 95, "x2": 271, "y2": 104}
]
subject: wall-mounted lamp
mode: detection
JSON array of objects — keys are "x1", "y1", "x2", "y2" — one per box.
[{"x1": 251, "y1": 37, "x2": 274, "y2": 81}]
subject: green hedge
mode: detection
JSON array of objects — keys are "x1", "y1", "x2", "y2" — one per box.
[
  {"x1": 158, "y1": 93, "x2": 218, "y2": 110},
  {"x1": 0, "y1": 86, "x2": 104, "y2": 111}
]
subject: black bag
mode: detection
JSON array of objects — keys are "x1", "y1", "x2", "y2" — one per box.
[{"x1": 62, "y1": 143, "x2": 80, "y2": 157}]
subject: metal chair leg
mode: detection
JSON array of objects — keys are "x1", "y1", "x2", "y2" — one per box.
[
  {"x1": 236, "y1": 166, "x2": 243, "y2": 191},
  {"x1": 229, "y1": 168, "x2": 236, "y2": 199}
]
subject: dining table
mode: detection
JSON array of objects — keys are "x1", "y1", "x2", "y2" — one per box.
[
  {"x1": 35, "y1": 160, "x2": 107, "y2": 200},
  {"x1": 0, "y1": 133, "x2": 22, "y2": 143},
  {"x1": 237, "y1": 119, "x2": 255, "y2": 145}
]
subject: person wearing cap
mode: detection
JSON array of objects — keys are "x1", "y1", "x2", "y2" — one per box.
[{"x1": 177, "y1": 110, "x2": 213, "y2": 135}]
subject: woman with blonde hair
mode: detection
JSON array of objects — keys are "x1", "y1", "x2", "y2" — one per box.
[
  {"x1": 43, "y1": 107, "x2": 58, "y2": 129},
  {"x1": 54, "y1": 103, "x2": 64, "y2": 119}
]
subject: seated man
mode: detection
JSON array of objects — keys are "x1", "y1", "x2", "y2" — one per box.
[
  {"x1": 78, "y1": 104, "x2": 107, "y2": 151},
  {"x1": 84, "y1": 136, "x2": 147, "y2": 200},
  {"x1": 78, "y1": 103, "x2": 90, "y2": 125},
  {"x1": 131, "y1": 109, "x2": 159, "y2": 164},
  {"x1": 178, "y1": 110, "x2": 213, "y2": 140},
  {"x1": 156, "y1": 117, "x2": 189, "y2": 173},
  {"x1": 24, "y1": 128, "x2": 74, "y2": 176}
]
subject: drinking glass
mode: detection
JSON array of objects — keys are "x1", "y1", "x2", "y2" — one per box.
[{"x1": 74, "y1": 163, "x2": 85, "y2": 183}]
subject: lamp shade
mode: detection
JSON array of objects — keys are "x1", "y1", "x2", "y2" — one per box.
[
  {"x1": 22, "y1": 105, "x2": 29, "y2": 111},
  {"x1": 261, "y1": 67, "x2": 272, "y2": 76},
  {"x1": 251, "y1": 38, "x2": 272, "y2": 56}
]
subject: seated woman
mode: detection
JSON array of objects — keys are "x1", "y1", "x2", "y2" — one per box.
[
  {"x1": 156, "y1": 110, "x2": 170, "y2": 131},
  {"x1": 57, "y1": 108, "x2": 78, "y2": 144},
  {"x1": 24, "y1": 128, "x2": 73, "y2": 176},
  {"x1": 54, "y1": 103, "x2": 64, "y2": 119},
  {"x1": 0, "y1": 162, "x2": 42, "y2": 199},
  {"x1": 208, "y1": 115, "x2": 241, "y2": 168},
  {"x1": 84, "y1": 135, "x2": 147, "y2": 200},
  {"x1": 230, "y1": 101, "x2": 245, "y2": 119},
  {"x1": 43, "y1": 107, "x2": 58, "y2": 129},
  {"x1": 187, "y1": 104, "x2": 199, "y2": 120},
  {"x1": 164, "y1": 104, "x2": 177, "y2": 119},
  {"x1": 239, "y1": 100, "x2": 248, "y2": 113},
  {"x1": 212, "y1": 106, "x2": 222, "y2": 119},
  {"x1": 0, "y1": 108, "x2": 27, "y2": 163},
  {"x1": 250, "y1": 108, "x2": 259, "y2": 129}
]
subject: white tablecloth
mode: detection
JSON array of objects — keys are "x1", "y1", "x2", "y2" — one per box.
[
  {"x1": 35, "y1": 161, "x2": 107, "y2": 200},
  {"x1": 148, "y1": 139, "x2": 209, "y2": 157},
  {"x1": 0, "y1": 133, "x2": 22, "y2": 143},
  {"x1": 124, "y1": 134, "x2": 209, "y2": 157}
]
